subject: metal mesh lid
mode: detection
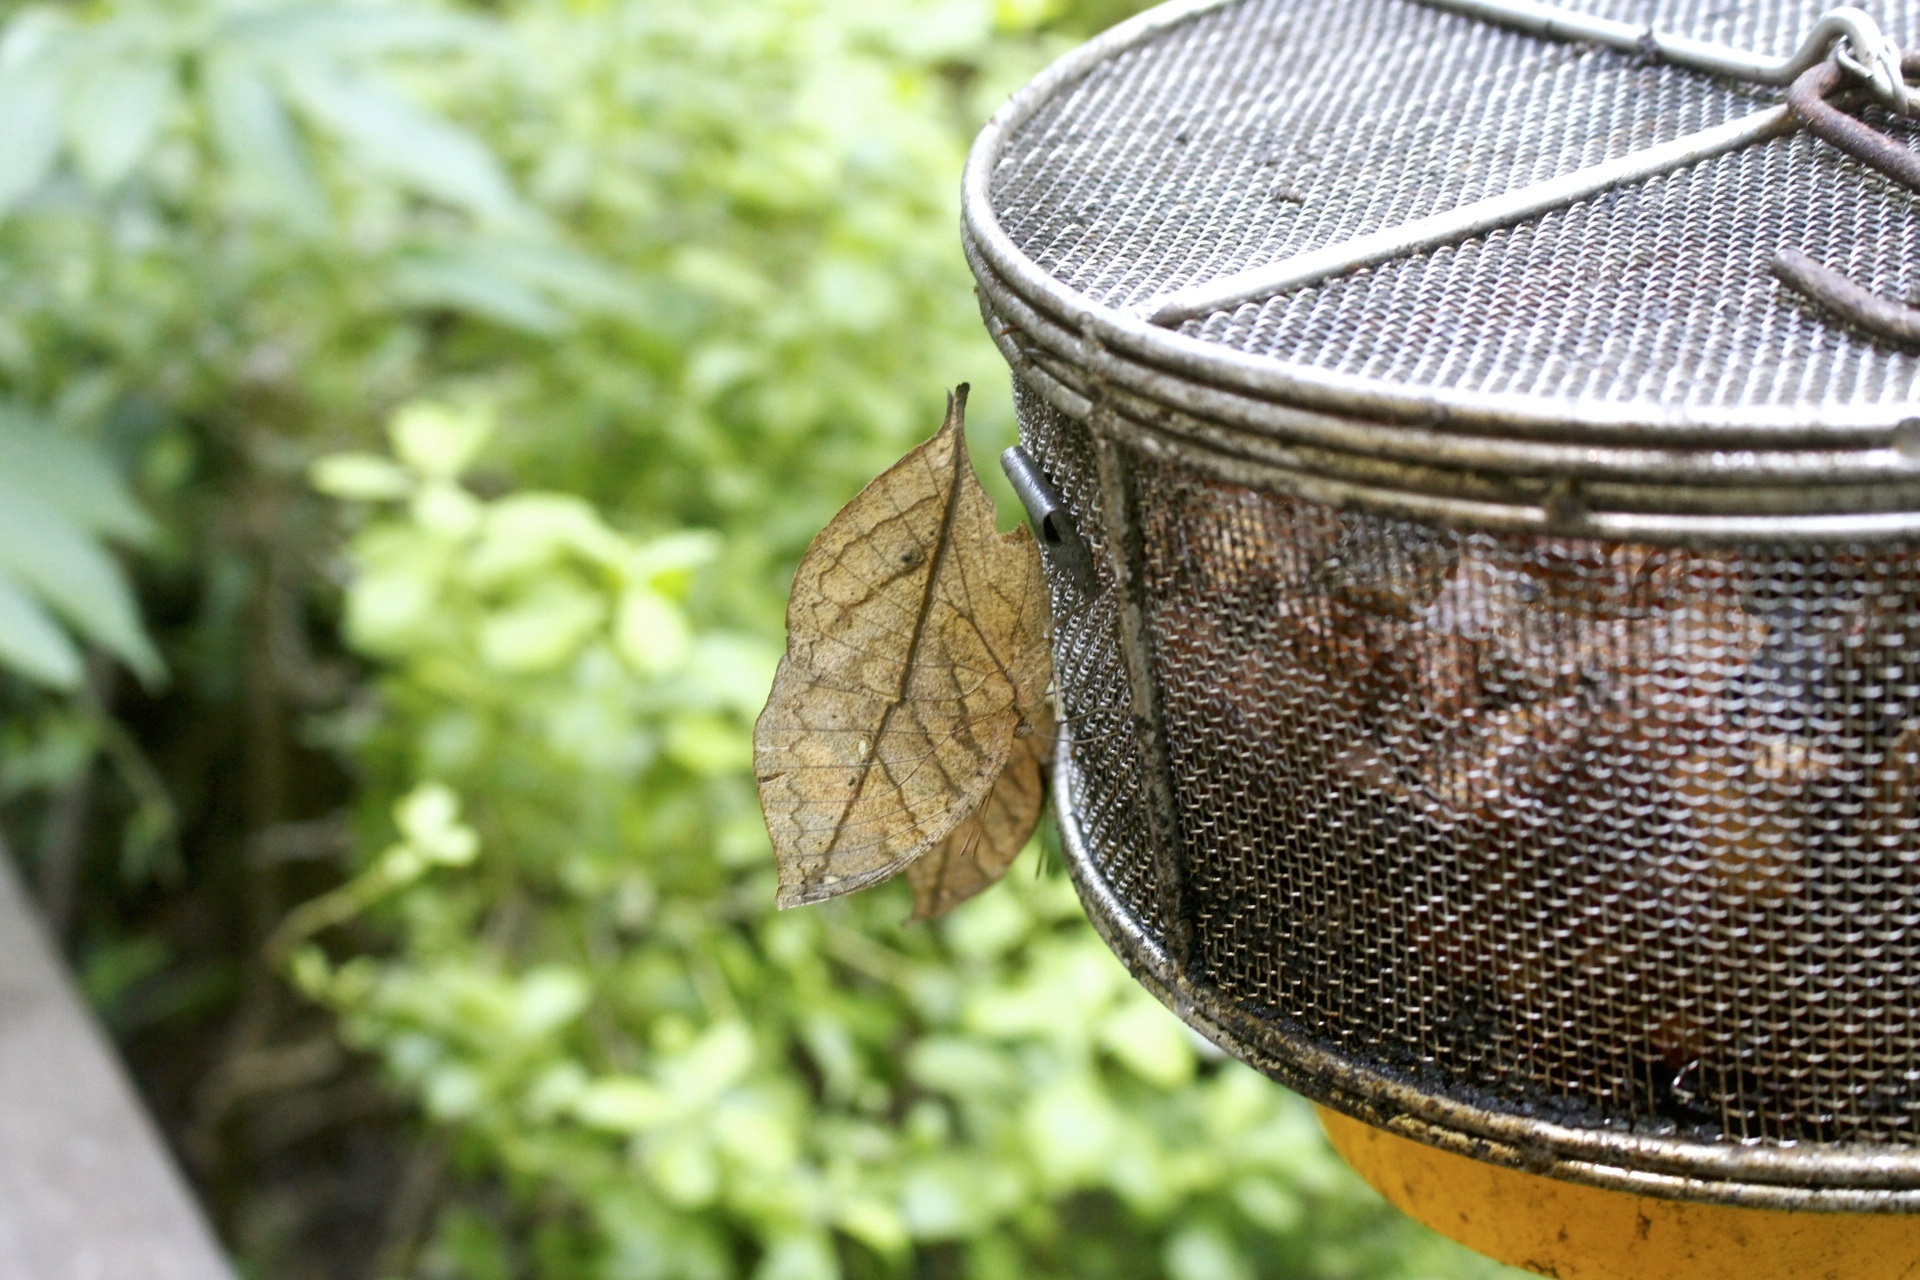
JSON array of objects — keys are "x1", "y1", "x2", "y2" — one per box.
[{"x1": 970, "y1": 0, "x2": 1920, "y2": 434}]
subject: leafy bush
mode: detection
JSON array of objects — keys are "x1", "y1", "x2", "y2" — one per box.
[
  {"x1": 297, "y1": 404, "x2": 1517, "y2": 1280},
  {"x1": 0, "y1": 0, "x2": 1527, "y2": 1276}
]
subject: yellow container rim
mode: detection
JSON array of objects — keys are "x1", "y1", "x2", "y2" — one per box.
[{"x1": 1319, "y1": 1107, "x2": 1920, "y2": 1280}]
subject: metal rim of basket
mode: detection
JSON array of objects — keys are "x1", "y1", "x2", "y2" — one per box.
[
  {"x1": 1052, "y1": 723, "x2": 1920, "y2": 1211},
  {"x1": 962, "y1": 0, "x2": 1920, "y2": 542},
  {"x1": 989, "y1": 0, "x2": 1920, "y2": 1202}
]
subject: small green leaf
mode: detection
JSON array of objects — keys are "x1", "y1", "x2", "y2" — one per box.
[
  {"x1": 390, "y1": 402, "x2": 492, "y2": 480},
  {"x1": 523, "y1": 1062, "x2": 587, "y2": 1122},
  {"x1": 1098, "y1": 998, "x2": 1197, "y2": 1089},
  {"x1": 646, "y1": 1129, "x2": 720, "y2": 1208},
  {"x1": 664, "y1": 712, "x2": 751, "y2": 776},
  {"x1": 391, "y1": 254, "x2": 571, "y2": 335},
  {"x1": 467, "y1": 494, "x2": 625, "y2": 583},
  {"x1": 574, "y1": 1077, "x2": 673, "y2": 1134},
  {"x1": 286, "y1": 946, "x2": 333, "y2": 1000},
  {"x1": 424, "y1": 1063, "x2": 483, "y2": 1120},
  {"x1": 1026, "y1": 1074, "x2": 1123, "y2": 1186},
  {"x1": 410, "y1": 482, "x2": 485, "y2": 541},
  {"x1": 512, "y1": 968, "x2": 589, "y2": 1039},
  {"x1": 476, "y1": 583, "x2": 607, "y2": 674},
  {"x1": 614, "y1": 587, "x2": 691, "y2": 676},
  {"x1": 311, "y1": 452, "x2": 414, "y2": 501},
  {"x1": 628, "y1": 530, "x2": 721, "y2": 594},
  {"x1": 834, "y1": 1200, "x2": 909, "y2": 1259},
  {"x1": 753, "y1": 1234, "x2": 837, "y2": 1280},
  {"x1": 0, "y1": 475, "x2": 161, "y2": 685},
  {"x1": 0, "y1": 410, "x2": 155, "y2": 544},
  {"x1": 477, "y1": 237, "x2": 652, "y2": 320},
  {"x1": 663, "y1": 1021, "x2": 755, "y2": 1104},
  {"x1": 1229, "y1": 1177, "x2": 1304, "y2": 1233},
  {"x1": 391, "y1": 784, "x2": 479, "y2": 867},
  {"x1": 686, "y1": 633, "x2": 780, "y2": 717},
  {"x1": 226, "y1": 8, "x2": 489, "y2": 59},
  {"x1": 344, "y1": 561, "x2": 442, "y2": 656},
  {"x1": 1164, "y1": 1227, "x2": 1251, "y2": 1280},
  {"x1": 0, "y1": 572, "x2": 82, "y2": 689}
]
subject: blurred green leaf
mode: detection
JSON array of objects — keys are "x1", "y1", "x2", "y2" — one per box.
[
  {"x1": 1165, "y1": 1226, "x2": 1253, "y2": 1280},
  {"x1": 0, "y1": 573, "x2": 82, "y2": 689},
  {"x1": 65, "y1": 53, "x2": 174, "y2": 189},
  {"x1": 391, "y1": 253, "x2": 572, "y2": 334},
  {"x1": 0, "y1": 411, "x2": 155, "y2": 544},
  {"x1": 0, "y1": 497, "x2": 160, "y2": 683},
  {"x1": 228, "y1": 7, "x2": 489, "y2": 58},
  {"x1": 391, "y1": 401, "x2": 493, "y2": 479},
  {"x1": 614, "y1": 586, "x2": 690, "y2": 676},
  {"x1": 0, "y1": 17, "x2": 65, "y2": 213},
  {"x1": 477, "y1": 581, "x2": 606, "y2": 673},
  {"x1": 312, "y1": 452, "x2": 415, "y2": 501},
  {"x1": 574, "y1": 1076, "x2": 673, "y2": 1133},
  {"x1": 282, "y1": 62, "x2": 523, "y2": 222},
  {"x1": 202, "y1": 50, "x2": 325, "y2": 224}
]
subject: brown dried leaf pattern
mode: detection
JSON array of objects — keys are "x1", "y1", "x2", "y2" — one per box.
[
  {"x1": 907, "y1": 702, "x2": 1053, "y2": 920},
  {"x1": 755, "y1": 386, "x2": 1050, "y2": 909}
]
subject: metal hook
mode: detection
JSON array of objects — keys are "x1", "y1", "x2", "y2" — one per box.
[
  {"x1": 1819, "y1": 7, "x2": 1910, "y2": 114},
  {"x1": 1420, "y1": 1, "x2": 1913, "y2": 112},
  {"x1": 1002, "y1": 447, "x2": 1099, "y2": 598},
  {"x1": 1787, "y1": 52, "x2": 1920, "y2": 189},
  {"x1": 1777, "y1": 54, "x2": 1920, "y2": 346}
]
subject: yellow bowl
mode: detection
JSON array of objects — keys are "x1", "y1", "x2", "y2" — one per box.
[{"x1": 1318, "y1": 1107, "x2": 1920, "y2": 1280}]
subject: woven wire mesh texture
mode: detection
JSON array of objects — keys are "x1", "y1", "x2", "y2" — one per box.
[
  {"x1": 1013, "y1": 383, "x2": 1166, "y2": 932},
  {"x1": 988, "y1": 0, "x2": 1920, "y2": 411},
  {"x1": 1126, "y1": 445, "x2": 1920, "y2": 1145},
  {"x1": 984, "y1": 0, "x2": 1920, "y2": 1179}
]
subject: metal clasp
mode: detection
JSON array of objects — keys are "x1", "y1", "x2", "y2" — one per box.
[
  {"x1": 1827, "y1": 8, "x2": 1913, "y2": 115},
  {"x1": 1002, "y1": 446, "x2": 1098, "y2": 598}
]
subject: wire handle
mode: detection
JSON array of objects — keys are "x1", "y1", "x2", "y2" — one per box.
[
  {"x1": 1431, "y1": 0, "x2": 1910, "y2": 112},
  {"x1": 1137, "y1": 2, "x2": 1913, "y2": 329}
]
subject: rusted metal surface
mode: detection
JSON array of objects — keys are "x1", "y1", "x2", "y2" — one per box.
[
  {"x1": 1788, "y1": 55, "x2": 1920, "y2": 191},
  {"x1": 1772, "y1": 54, "x2": 1920, "y2": 343},
  {"x1": 1775, "y1": 248, "x2": 1920, "y2": 346}
]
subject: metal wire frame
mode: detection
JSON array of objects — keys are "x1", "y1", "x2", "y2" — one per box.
[
  {"x1": 973, "y1": 258, "x2": 1920, "y2": 543},
  {"x1": 1053, "y1": 714, "x2": 1920, "y2": 1210},
  {"x1": 1141, "y1": 105, "x2": 1797, "y2": 328},
  {"x1": 1419, "y1": 0, "x2": 1910, "y2": 105},
  {"x1": 987, "y1": 265, "x2": 1920, "y2": 1175},
  {"x1": 973, "y1": 0, "x2": 1920, "y2": 1212},
  {"x1": 959, "y1": 0, "x2": 1920, "y2": 541}
]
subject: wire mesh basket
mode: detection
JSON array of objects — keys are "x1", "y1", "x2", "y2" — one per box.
[{"x1": 965, "y1": 0, "x2": 1920, "y2": 1211}]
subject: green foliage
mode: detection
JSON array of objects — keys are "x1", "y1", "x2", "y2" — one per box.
[
  {"x1": 0, "y1": 0, "x2": 1534, "y2": 1276},
  {"x1": 299, "y1": 408, "x2": 1516, "y2": 1279},
  {"x1": 0, "y1": 406, "x2": 158, "y2": 689}
]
